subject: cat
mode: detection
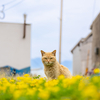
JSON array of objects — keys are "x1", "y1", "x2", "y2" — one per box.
[{"x1": 41, "y1": 50, "x2": 72, "y2": 79}]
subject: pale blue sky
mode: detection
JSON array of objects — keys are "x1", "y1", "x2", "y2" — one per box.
[{"x1": 0, "y1": 0, "x2": 100, "y2": 62}]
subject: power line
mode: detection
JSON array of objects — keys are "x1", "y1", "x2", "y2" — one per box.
[
  {"x1": 5, "y1": 0, "x2": 25, "y2": 11},
  {"x1": 0, "y1": 0, "x2": 25, "y2": 19},
  {"x1": 0, "y1": 5, "x2": 5, "y2": 19},
  {"x1": 0, "y1": 0, "x2": 16, "y2": 6},
  {"x1": 92, "y1": 0, "x2": 96, "y2": 20}
]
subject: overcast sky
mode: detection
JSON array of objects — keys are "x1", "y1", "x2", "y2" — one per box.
[{"x1": 0, "y1": 0, "x2": 100, "y2": 62}]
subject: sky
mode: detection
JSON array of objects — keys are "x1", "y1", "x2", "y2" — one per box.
[{"x1": 0, "y1": 0, "x2": 100, "y2": 62}]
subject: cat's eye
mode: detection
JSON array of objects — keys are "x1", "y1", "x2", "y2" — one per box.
[
  {"x1": 50, "y1": 58, "x2": 53, "y2": 59},
  {"x1": 44, "y1": 57, "x2": 47, "y2": 59}
]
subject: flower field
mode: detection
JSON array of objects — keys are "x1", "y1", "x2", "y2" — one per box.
[{"x1": 0, "y1": 71, "x2": 100, "y2": 100}]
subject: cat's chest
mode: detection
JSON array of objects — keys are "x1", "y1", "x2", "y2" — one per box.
[{"x1": 45, "y1": 67, "x2": 57, "y2": 77}]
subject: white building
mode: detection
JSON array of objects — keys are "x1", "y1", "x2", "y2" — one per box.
[
  {"x1": 71, "y1": 33, "x2": 92, "y2": 75},
  {"x1": 0, "y1": 22, "x2": 31, "y2": 75}
]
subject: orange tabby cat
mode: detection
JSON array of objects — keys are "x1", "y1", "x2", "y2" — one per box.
[{"x1": 41, "y1": 50, "x2": 72, "y2": 79}]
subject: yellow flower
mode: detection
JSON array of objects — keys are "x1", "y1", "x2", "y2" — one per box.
[
  {"x1": 83, "y1": 85, "x2": 98, "y2": 98},
  {"x1": 33, "y1": 88, "x2": 37, "y2": 91},
  {"x1": 0, "y1": 73, "x2": 100, "y2": 100},
  {"x1": 58, "y1": 75, "x2": 65, "y2": 80},
  {"x1": 0, "y1": 81, "x2": 2, "y2": 85},
  {"x1": 35, "y1": 83, "x2": 40, "y2": 88},
  {"x1": 0, "y1": 86, "x2": 6, "y2": 92},
  {"x1": 45, "y1": 79, "x2": 59, "y2": 87},
  {"x1": 61, "y1": 99, "x2": 70, "y2": 100},
  {"x1": 1, "y1": 78, "x2": 8, "y2": 83},
  {"x1": 31, "y1": 79, "x2": 38, "y2": 84},
  {"x1": 13, "y1": 90, "x2": 23, "y2": 99},
  {"x1": 78, "y1": 81, "x2": 85, "y2": 90},
  {"x1": 94, "y1": 68, "x2": 100, "y2": 74},
  {"x1": 92, "y1": 76, "x2": 99, "y2": 83},
  {"x1": 1, "y1": 78, "x2": 7, "y2": 81},
  {"x1": 23, "y1": 77, "x2": 32, "y2": 83},
  {"x1": 67, "y1": 78, "x2": 76, "y2": 85},
  {"x1": 24, "y1": 74, "x2": 30, "y2": 77},
  {"x1": 38, "y1": 88, "x2": 43, "y2": 92},
  {"x1": 38, "y1": 78, "x2": 44, "y2": 84},
  {"x1": 9, "y1": 84, "x2": 16, "y2": 93},
  {"x1": 75, "y1": 75, "x2": 83, "y2": 79},
  {"x1": 17, "y1": 84, "x2": 28, "y2": 89},
  {"x1": 17, "y1": 76, "x2": 24, "y2": 80},
  {"x1": 85, "y1": 76, "x2": 89, "y2": 80},
  {"x1": 26, "y1": 89, "x2": 36, "y2": 95},
  {"x1": 30, "y1": 83, "x2": 35, "y2": 87},
  {"x1": 46, "y1": 86, "x2": 60, "y2": 93},
  {"x1": 38, "y1": 90, "x2": 50, "y2": 100},
  {"x1": 10, "y1": 79, "x2": 14, "y2": 82},
  {"x1": 62, "y1": 78, "x2": 69, "y2": 88}
]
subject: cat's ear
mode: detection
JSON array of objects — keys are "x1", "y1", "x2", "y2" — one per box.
[
  {"x1": 41, "y1": 50, "x2": 45, "y2": 56},
  {"x1": 52, "y1": 50, "x2": 56, "y2": 56}
]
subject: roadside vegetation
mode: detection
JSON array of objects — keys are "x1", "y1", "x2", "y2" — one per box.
[{"x1": 0, "y1": 68, "x2": 100, "y2": 100}]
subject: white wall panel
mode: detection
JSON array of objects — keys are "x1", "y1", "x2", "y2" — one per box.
[{"x1": 0, "y1": 22, "x2": 31, "y2": 69}]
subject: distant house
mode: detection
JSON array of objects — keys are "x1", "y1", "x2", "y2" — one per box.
[
  {"x1": 71, "y1": 33, "x2": 92, "y2": 75},
  {"x1": 90, "y1": 13, "x2": 100, "y2": 67},
  {"x1": 71, "y1": 13, "x2": 100, "y2": 76},
  {"x1": 80, "y1": 33, "x2": 93, "y2": 75},
  {"x1": 71, "y1": 38, "x2": 84, "y2": 75},
  {"x1": 0, "y1": 21, "x2": 31, "y2": 76}
]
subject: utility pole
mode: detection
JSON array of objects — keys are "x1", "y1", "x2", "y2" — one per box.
[{"x1": 59, "y1": 0, "x2": 63, "y2": 64}]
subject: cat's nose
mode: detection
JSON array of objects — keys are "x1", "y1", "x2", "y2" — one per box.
[{"x1": 48, "y1": 60, "x2": 50, "y2": 63}]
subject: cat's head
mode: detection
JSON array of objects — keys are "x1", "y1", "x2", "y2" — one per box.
[{"x1": 41, "y1": 50, "x2": 56, "y2": 66}]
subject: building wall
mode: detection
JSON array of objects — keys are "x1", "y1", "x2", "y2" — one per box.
[
  {"x1": 80, "y1": 36, "x2": 92, "y2": 75},
  {"x1": 0, "y1": 22, "x2": 31, "y2": 69},
  {"x1": 73, "y1": 46, "x2": 81, "y2": 75},
  {"x1": 72, "y1": 35, "x2": 92, "y2": 76},
  {"x1": 81, "y1": 43, "x2": 92, "y2": 75},
  {"x1": 92, "y1": 14, "x2": 100, "y2": 66}
]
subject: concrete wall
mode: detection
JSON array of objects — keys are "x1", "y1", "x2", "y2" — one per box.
[
  {"x1": 72, "y1": 13, "x2": 100, "y2": 75},
  {"x1": 0, "y1": 22, "x2": 31, "y2": 69},
  {"x1": 73, "y1": 46, "x2": 81, "y2": 75},
  {"x1": 72, "y1": 35, "x2": 92, "y2": 76},
  {"x1": 92, "y1": 14, "x2": 100, "y2": 66},
  {"x1": 80, "y1": 36, "x2": 92, "y2": 75}
]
